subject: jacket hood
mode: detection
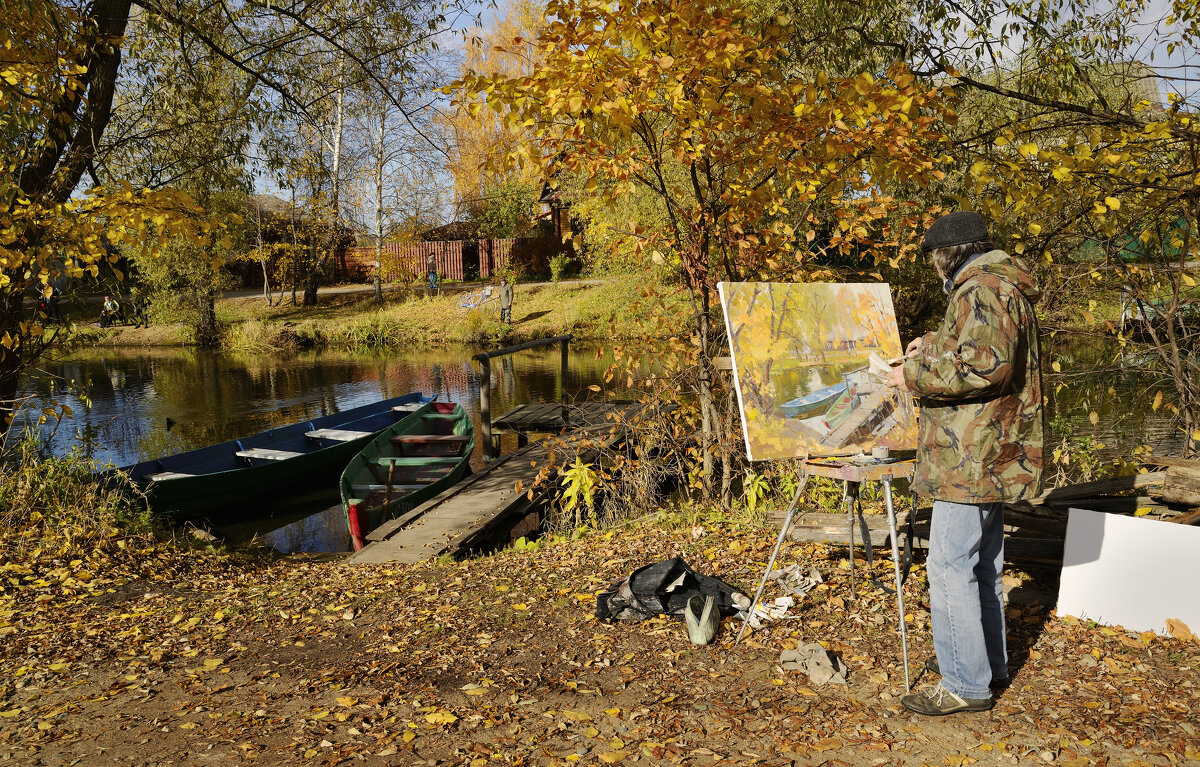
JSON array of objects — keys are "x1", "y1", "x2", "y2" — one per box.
[{"x1": 952, "y1": 249, "x2": 1040, "y2": 305}]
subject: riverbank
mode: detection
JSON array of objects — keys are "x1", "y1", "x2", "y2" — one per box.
[
  {"x1": 3, "y1": 494, "x2": 1196, "y2": 766},
  {"x1": 75, "y1": 274, "x2": 687, "y2": 351}
]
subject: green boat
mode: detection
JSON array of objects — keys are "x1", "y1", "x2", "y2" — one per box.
[
  {"x1": 340, "y1": 401, "x2": 474, "y2": 550},
  {"x1": 115, "y1": 392, "x2": 435, "y2": 520}
]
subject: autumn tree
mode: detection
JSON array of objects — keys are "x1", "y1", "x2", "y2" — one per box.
[
  {"x1": 458, "y1": 0, "x2": 949, "y2": 499},
  {"x1": 904, "y1": 0, "x2": 1200, "y2": 452},
  {"x1": 0, "y1": 2, "x2": 206, "y2": 422},
  {"x1": 438, "y1": 0, "x2": 544, "y2": 223},
  {"x1": 1, "y1": 0, "x2": 468, "y2": 425}
]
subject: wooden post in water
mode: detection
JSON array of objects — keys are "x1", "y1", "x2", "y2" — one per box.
[
  {"x1": 479, "y1": 355, "x2": 493, "y2": 460},
  {"x1": 560, "y1": 336, "x2": 570, "y2": 425},
  {"x1": 474, "y1": 334, "x2": 573, "y2": 461}
]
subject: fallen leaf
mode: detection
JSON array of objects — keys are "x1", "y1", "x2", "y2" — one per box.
[{"x1": 1166, "y1": 618, "x2": 1196, "y2": 642}]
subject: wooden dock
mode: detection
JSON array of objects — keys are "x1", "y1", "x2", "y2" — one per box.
[{"x1": 347, "y1": 401, "x2": 648, "y2": 565}]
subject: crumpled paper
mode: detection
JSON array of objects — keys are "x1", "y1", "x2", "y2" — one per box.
[
  {"x1": 767, "y1": 564, "x2": 823, "y2": 599},
  {"x1": 780, "y1": 643, "x2": 849, "y2": 685}
]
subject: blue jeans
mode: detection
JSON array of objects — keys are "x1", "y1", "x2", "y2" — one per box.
[
  {"x1": 928, "y1": 499, "x2": 1007, "y2": 700},
  {"x1": 500, "y1": 306, "x2": 511, "y2": 323}
]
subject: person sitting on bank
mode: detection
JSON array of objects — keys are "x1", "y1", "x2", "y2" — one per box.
[
  {"x1": 498, "y1": 276, "x2": 513, "y2": 323},
  {"x1": 99, "y1": 295, "x2": 123, "y2": 327}
]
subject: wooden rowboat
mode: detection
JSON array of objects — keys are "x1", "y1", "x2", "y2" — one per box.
[
  {"x1": 780, "y1": 382, "x2": 847, "y2": 419},
  {"x1": 117, "y1": 392, "x2": 435, "y2": 520},
  {"x1": 340, "y1": 401, "x2": 474, "y2": 550}
]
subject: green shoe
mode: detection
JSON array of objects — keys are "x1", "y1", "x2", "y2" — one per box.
[
  {"x1": 902, "y1": 684, "x2": 994, "y2": 716},
  {"x1": 684, "y1": 595, "x2": 720, "y2": 645}
]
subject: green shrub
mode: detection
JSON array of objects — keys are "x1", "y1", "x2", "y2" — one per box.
[{"x1": 549, "y1": 253, "x2": 572, "y2": 283}]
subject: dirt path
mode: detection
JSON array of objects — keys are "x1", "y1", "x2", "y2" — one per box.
[{"x1": 2, "y1": 519, "x2": 1196, "y2": 766}]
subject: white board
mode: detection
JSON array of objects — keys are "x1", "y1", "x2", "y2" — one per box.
[{"x1": 1059, "y1": 508, "x2": 1200, "y2": 635}]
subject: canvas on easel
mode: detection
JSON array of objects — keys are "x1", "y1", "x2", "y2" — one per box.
[{"x1": 718, "y1": 282, "x2": 918, "y2": 461}]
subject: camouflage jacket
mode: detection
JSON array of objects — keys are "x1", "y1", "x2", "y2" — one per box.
[{"x1": 902, "y1": 250, "x2": 1044, "y2": 502}]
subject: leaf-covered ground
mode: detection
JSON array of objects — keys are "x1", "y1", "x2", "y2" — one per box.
[{"x1": 2, "y1": 515, "x2": 1197, "y2": 766}]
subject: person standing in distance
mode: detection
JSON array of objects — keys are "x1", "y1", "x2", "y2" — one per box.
[
  {"x1": 498, "y1": 276, "x2": 513, "y2": 324},
  {"x1": 886, "y1": 211, "x2": 1043, "y2": 715}
]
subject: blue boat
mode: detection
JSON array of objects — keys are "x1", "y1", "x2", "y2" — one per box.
[
  {"x1": 115, "y1": 392, "x2": 435, "y2": 520},
  {"x1": 780, "y1": 382, "x2": 847, "y2": 419}
]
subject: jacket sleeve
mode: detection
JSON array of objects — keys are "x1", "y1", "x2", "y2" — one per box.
[{"x1": 903, "y1": 283, "x2": 1020, "y2": 401}]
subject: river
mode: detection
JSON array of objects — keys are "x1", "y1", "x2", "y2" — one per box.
[
  {"x1": 15, "y1": 344, "x2": 616, "y2": 553},
  {"x1": 14, "y1": 336, "x2": 1180, "y2": 553}
]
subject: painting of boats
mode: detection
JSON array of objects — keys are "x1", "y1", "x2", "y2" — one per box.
[
  {"x1": 718, "y1": 282, "x2": 918, "y2": 461},
  {"x1": 779, "y1": 382, "x2": 846, "y2": 418}
]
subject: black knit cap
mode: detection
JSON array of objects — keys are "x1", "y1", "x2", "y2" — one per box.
[{"x1": 920, "y1": 211, "x2": 989, "y2": 252}]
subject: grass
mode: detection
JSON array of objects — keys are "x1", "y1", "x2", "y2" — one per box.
[{"x1": 91, "y1": 274, "x2": 686, "y2": 351}]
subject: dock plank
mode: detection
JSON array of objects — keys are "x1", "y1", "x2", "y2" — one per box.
[
  {"x1": 351, "y1": 449, "x2": 537, "y2": 563},
  {"x1": 349, "y1": 406, "x2": 647, "y2": 564}
]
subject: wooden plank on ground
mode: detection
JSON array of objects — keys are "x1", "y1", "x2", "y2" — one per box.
[
  {"x1": 1031, "y1": 472, "x2": 1165, "y2": 505},
  {"x1": 767, "y1": 510, "x2": 903, "y2": 547}
]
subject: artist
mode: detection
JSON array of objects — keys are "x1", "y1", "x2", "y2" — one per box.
[{"x1": 886, "y1": 210, "x2": 1043, "y2": 716}]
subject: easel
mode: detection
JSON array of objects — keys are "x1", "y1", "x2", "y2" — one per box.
[{"x1": 736, "y1": 455, "x2": 916, "y2": 692}]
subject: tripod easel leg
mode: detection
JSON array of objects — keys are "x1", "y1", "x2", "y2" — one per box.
[
  {"x1": 882, "y1": 474, "x2": 911, "y2": 693},
  {"x1": 843, "y1": 480, "x2": 856, "y2": 595},
  {"x1": 735, "y1": 471, "x2": 809, "y2": 644}
]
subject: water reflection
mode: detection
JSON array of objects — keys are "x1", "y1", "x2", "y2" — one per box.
[
  {"x1": 17, "y1": 344, "x2": 615, "y2": 551},
  {"x1": 16, "y1": 335, "x2": 1183, "y2": 551}
]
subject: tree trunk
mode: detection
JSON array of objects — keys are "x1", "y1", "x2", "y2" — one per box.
[
  {"x1": 302, "y1": 63, "x2": 346, "y2": 308},
  {"x1": 374, "y1": 108, "x2": 386, "y2": 305},
  {"x1": 195, "y1": 291, "x2": 220, "y2": 347},
  {"x1": 696, "y1": 288, "x2": 715, "y2": 500},
  {"x1": 303, "y1": 242, "x2": 320, "y2": 306}
]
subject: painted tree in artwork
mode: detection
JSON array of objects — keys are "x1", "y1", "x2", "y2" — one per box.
[{"x1": 456, "y1": 0, "x2": 949, "y2": 497}]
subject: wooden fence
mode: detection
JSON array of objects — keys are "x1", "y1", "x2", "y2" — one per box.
[{"x1": 339, "y1": 236, "x2": 567, "y2": 283}]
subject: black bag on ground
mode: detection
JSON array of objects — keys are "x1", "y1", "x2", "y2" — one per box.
[{"x1": 595, "y1": 557, "x2": 748, "y2": 622}]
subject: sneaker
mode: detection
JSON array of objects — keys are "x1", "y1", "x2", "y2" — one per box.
[
  {"x1": 901, "y1": 684, "x2": 994, "y2": 716},
  {"x1": 924, "y1": 657, "x2": 1010, "y2": 689},
  {"x1": 684, "y1": 595, "x2": 720, "y2": 645}
]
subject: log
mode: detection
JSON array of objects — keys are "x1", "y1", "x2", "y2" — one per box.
[
  {"x1": 1141, "y1": 455, "x2": 1200, "y2": 471},
  {"x1": 767, "y1": 510, "x2": 903, "y2": 547},
  {"x1": 1030, "y1": 472, "x2": 1165, "y2": 506},
  {"x1": 1041, "y1": 495, "x2": 1169, "y2": 515},
  {"x1": 1156, "y1": 466, "x2": 1200, "y2": 507},
  {"x1": 1002, "y1": 504, "x2": 1068, "y2": 536},
  {"x1": 1003, "y1": 537, "x2": 1064, "y2": 566},
  {"x1": 1170, "y1": 508, "x2": 1200, "y2": 525}
]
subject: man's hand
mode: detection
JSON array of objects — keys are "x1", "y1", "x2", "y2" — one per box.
[
  {"x1": 905, "y1": 336, "x2": 925, "y2": 356},
  {"x1": 886, "y1": 363, "x2": 909, "y2": 391}
]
